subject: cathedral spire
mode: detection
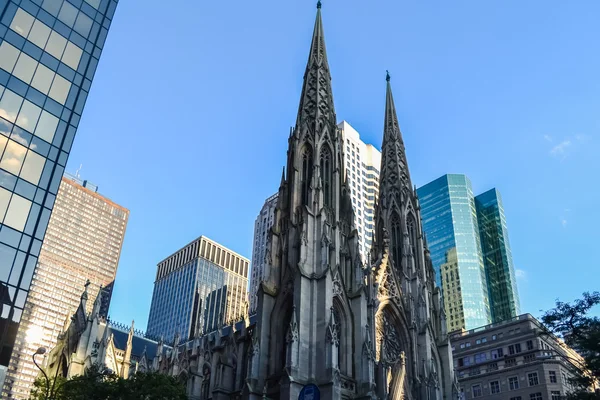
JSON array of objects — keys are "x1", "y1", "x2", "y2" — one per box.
[
  {"x1": 380, "y1": 71, "x2": 412, "y2": 195},
  {"x1": 295, "y1": 3, "x2": 336, "y2": 132}
]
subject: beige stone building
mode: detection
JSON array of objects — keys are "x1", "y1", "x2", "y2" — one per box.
[
  {"x1": 3, "y1": 174, "x2": 129, "y2": 399},
  {"x1": 451, "y1": 313, "x2": 586, "y2": 400}
]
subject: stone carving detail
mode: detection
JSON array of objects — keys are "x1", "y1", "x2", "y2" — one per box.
[
  {"x1": 286, "y1": 307, "x2": 299, "y2": 344},
  {"x1": 332, "y1": 272, "x2": 343, "y2": 297},
  {"x1": 332, "y1": 368, "x2": 341, "y2": 387},
  {"x1": 340, "y1": 376, "x2": 356, "y2": 392},
  {"x1": 326, "y1": 307, "x2": 340, "y2": 347},
  {"x1": 379, "y1": 268, "x2": 400, "y2": 300},
  {"x1": 362, "y1": 324, "x2": 374, "y2": 360}
]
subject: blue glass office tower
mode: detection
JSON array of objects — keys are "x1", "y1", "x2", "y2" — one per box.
[
  {"x1": 147, "y1": 236, "x2": 249, "y2": 343},
  {"x1": 417, "y1": 174, "x2": 491, "y2": 331},
  {"x1": 0, "y1": 0, "x2": 118, "y2": 373},
  {"x1": 475, "y1": 189, "x2": 521, "y2": 323}
]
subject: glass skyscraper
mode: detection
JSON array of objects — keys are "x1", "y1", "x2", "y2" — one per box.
[
  {"x1": 147, "y1": 236, "x2": 249, "y2": 342},
  {"x1": 475, "y1": 188, "x2": 521, "y2": 323},
  {"x1": 417, "y1": 174, "x2": 491, "y2": 331},
  {"x1": 0, "y1": 0, "x2": 118, "y2": 378}
]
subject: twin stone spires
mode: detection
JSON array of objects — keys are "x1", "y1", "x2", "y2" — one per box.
[{"x1": 298, "y1": 2, "x2": 411, "y2": 190}]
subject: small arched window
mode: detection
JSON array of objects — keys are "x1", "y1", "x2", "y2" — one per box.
[
  {"x1": 201, "y1": 365, "x2": 211, "y2": 400},
  {"x1": 320, "y1": 146, "x2": 332, "y2": 207},
  {"x1": 407, "y1": 214, "x2": 417, "y2": 257},
  {"x1": 390, "y1": 213, "x2": 402, "y2": 270},
  {"x1": 332, "y1": 305, "x2": 345, "y2": 374},
  {"x1": 301, "y1": 146, "x2": 313, "y2": 206}
]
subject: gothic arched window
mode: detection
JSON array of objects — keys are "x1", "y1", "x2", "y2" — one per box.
[
  {"x1": 320, "y1": 146, "x2": 332, "y2": 207},
  {"x1": 390, "y1": 213, "x2": 402, "y2": 270},
  {"x1": 301, "y1": 146, "x2": 313, "y2": 206},
  {"x1": 332, "y1": 305, "x2": 347, "y2": 375},
  {"x1": 407, "y1": 214, "x2": 417, "y2": 257},
  {"x1": 201, "y1": 365, "x2": 211, "y2": 400}
]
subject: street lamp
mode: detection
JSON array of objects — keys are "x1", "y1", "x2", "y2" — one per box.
[{"x1": 32, "y1": 347, "x2": 49, "y2": 400}]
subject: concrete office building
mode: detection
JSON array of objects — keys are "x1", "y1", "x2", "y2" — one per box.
[
  {"x1": 3, "y1": 173, "x2": 129, "y2": 399},
  {"x1": 146, "y1": 236, "x2": 249, "y2": 342},
  {"x1": 249, "y1": 121, "x2": 381, "y2": 313},
  {"x1": 0, "y1": 0, "x2": 119, "y2": 381},
  {"x1": 451, "y1": 314, "x2": 584, "y2": 400}
]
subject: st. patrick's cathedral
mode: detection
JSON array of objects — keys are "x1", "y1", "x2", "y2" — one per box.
[{"x1": 48, "y1": 3, "x2": 458, "y2": 399}]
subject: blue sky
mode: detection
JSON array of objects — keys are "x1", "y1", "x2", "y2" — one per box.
[{"x1": 66, "y1": 0, "x2": 600, "y2": 330}]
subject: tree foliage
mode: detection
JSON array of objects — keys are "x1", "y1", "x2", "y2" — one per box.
[
  {"x1": 29, "y1": 363, "x2": 187, "y2": 400},
  {"x1": 541, "y1": 291, "x2": 600, "y2": 399}
]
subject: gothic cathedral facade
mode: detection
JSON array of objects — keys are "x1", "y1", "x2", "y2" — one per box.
[
  {"x1": 250, "y1": 4, "x2": 457, "y2": 400},
  {"x1": 48, "y1": 4, "x2": 458, "y2": 400}
]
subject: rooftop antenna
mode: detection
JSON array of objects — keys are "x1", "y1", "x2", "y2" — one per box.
[{"x1": 75, "y1": 164, "x2": 83, "y2": 179}]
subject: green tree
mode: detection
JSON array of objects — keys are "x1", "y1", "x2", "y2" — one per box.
[
  {"x1": 541, "y1": 291, "x2": 600, "y2": 400},
  {"x1": 29, "y1": 364, "x2": 187, "y2": 400}
]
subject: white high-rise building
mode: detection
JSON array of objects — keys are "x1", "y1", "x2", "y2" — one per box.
[
  {"x1": 249, "y1": 193, "x2": 278, "y2": 314},
  {"x1": 339, "y1": 120, "x2": 382, "y2": 263},
  {"x1": 249, "y1": 121, "x2": 381, "y2": 313}
]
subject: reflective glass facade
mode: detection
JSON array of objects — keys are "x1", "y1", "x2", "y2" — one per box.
[
  {"x1": 417, "y1": 174, "x2": 491, "y2": 331},
  {"x1": 475, "y1": 189, "x2": 521, "y2": 323},
  {"x1": 147, "y1": 237, "x2": 248, "y2": 342},
  {"x1": 3, "y1": 173, "x2": 128, "y2": 399},
  {"x1": 0, "y1": 0, "x2": 118, "y2": 376}
]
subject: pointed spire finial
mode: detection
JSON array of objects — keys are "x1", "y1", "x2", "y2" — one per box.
[
  {"x1": 386, "y1": 70, "x2": 391, "y2": 82},
  {"x1": 317, "y1": 0, "x2": 322, "y2": 9}
]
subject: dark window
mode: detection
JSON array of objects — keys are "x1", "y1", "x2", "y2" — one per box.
[
  {"x1": 472, "y1": 384, "x2": 482, "y2": 397},
  {"x1": 201, "y1": 365, "x2": 211, "y2": 400},
  {"x1": 551, "y1": 391, "x2": 561, "y2": 400},
  {"x1": 490, "y1": 380, "x2": 500, "y2": 394},
  {"x1": 390, "y1": 213, "x2": 402, "y2": 270},
  {"x1": 492, "y1": 348, "x2": 504, "y2": 359},
  {"x1": 530, "y1": 393, "x2": 542, "y2": 400},
  {"x1": 320, "y1": 146, "x2": 332, "y2": 208},
  {"x1": 524, "y1": 354, "x2": 536, "y2": 363},
  {"x1": 407, "y1": 214, "x2": 417, "y2": 256},
  {"x1": 301, "y1": 146, "x2": 313, "y2": 206},
  {"x1": 549, "y1": 371, "x2": 557, "y2": 383},
  {"x1": 528, "y1": 372, "x2": 539, "y2": 386},
  {"x1": 527, "y1": 340, "x2": 534, "y2": 350},
  {"x1": 509, "y1": 376, "x2": 519, "y2": 390}
]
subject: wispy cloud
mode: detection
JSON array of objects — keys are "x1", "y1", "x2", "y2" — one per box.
[
  {"x1": 550, "y1": 140, "x2": 571, "y2": 158},
  {"x1": 544, "y1": 134, "x2": 590, "y2": 160},
  {"x1": 515, "y1": 269, "x2": 527, "y2": 282},
  {"x1": 560, "y1": 208, "x2": 570, "y2": 228}
]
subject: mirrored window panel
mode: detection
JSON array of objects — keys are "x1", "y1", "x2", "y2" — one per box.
[
  {"x1": 10, "y1": 8, "x2": 84, "y2": 71},
  {"x1": 3, "y1": 193, "x2": 32, "y2": 231}
]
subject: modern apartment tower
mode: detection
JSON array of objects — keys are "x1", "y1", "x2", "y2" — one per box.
[
  {"x1": 0, "y1": 0, "x2": 119, "y2": 376},
  {"x1": 475, "y1": 189, "x2": 521, "y2": 323},
  {"x1": 417, "y1": 174, "x2": 521, "y2": 332},
  {"x1": 248, "y1": 121, "x2": 381, "y2": 313},
  {"x1": 417, "y1": 174, "x2": 491, "y2": 331},
  {"x1": 3, "y1": 173, "x2": 129, "y2": 399},
  {"x1": 147, "y1": 236, "x2": 249, "y2": 342}
]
